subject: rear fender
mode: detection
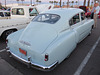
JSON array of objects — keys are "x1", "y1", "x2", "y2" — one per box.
[{"x1": 44, "y1": 29, "x2": 77, "y2": 65}]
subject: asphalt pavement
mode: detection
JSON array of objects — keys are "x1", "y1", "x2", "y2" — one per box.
[
  {"x1": 0, "y1": 19, "x2": 100, "y2": 75},
  {"x1": 80, "y1": 20, "x2": 100, "y2": 75},
  {"x1": 0, "y1": 57, "x2": 23, "y2": 75},
  {"x1": 81, "y1": 40, "x2": 100, "y2": 75}
]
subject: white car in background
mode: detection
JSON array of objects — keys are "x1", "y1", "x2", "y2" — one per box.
[
  {"x1": 6, "y1": 8, "x2": 94, "y2": 71},
  {"x1": 0, "y1": 4, "x2": 54, "y2": 40},
  {"x1": 0, "y1": 10, "x2": 10, "y2": 19}
]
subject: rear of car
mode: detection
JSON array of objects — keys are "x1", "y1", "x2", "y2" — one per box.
[
  {"x1": 6, "y1": 20, "x2": 59, "y2": 71},
  {"x1": 6, "y1": 8, "x2": 89, "y2": 71}
]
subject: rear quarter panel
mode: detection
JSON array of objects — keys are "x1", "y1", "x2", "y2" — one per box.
[{"x1": 44, "y1": 29, "x2": 77, "y2": 65}]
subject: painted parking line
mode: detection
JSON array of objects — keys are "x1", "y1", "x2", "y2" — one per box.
[
  {"x1": 0, "y1": 49, "x2": 6, "y2": 53},
  {"x1": 74, "y1": 36, "x2": 100, "y2": 75}
]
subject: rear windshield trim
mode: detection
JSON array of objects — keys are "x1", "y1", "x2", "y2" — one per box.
[{"x1": 32, "y1": 13, "x2": 60, "y2": 24}]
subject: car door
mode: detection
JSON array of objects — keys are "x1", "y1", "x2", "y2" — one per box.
[
  {"x1": 79, "y1": 12, "x2": 92, "y2": 42},
  {"x1": 70, "y1": 12, "x2": 91, "y2": 43},
  {"x1": 69, "y1": 13, "x2": 82, "y2": 43}
]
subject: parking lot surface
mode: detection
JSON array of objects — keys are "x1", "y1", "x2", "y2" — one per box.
[{"x1": 0, "y1": 19, "x2": 100, "y2": 75}]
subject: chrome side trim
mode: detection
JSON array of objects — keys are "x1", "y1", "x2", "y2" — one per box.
[{"x1": 7, "y1": 50, "x2": 58, "y2": 71}]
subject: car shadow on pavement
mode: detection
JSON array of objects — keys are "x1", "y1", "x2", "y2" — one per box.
[
  {"x1": 0, "y1": 37, "x2": 4, "y2": 42},
  {"x1": 0, "y1": 37, "x2": 6, "y2": 49}
]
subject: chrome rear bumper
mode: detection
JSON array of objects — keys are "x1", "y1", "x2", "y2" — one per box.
[{"x1": 7, "y1": 50, "x2": 58, "y2": 71}]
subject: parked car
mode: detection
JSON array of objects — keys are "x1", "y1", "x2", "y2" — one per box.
[
  {"x1": 6, "y1": 8, "x2": 11, "y2": 11},
  {"x1": 6, "y1": 8, "x2": 94, "y2": 71},
  {"x1": 79, "y1": 6, "x2": 91, "y2": 17},
  {"x1": 0, "y1": 10, "x2": 10, "y2": 19},
  {"x1": 0, "y1": 4, "x2": 54, "y2": 40},
  {"x1": 98, "y1": 11, "x2": 100, "y2": 19}
]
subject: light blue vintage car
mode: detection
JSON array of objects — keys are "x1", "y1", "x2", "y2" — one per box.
[{"x1": 6, "y1": 8, "x2": 94, "y2": 71}]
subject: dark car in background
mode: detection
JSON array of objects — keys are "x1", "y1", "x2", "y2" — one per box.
[{"x1": 79, "y1": 6, "x2": 91, "y2": 17}]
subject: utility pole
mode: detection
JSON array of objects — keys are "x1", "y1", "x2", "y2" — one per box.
[
  {"x1": 83, "y1": 0, "x2": 86, "y2": 6},
  {"x1": 60, "y1": 0, "x2": 61, "y2": 7},
  {"x1": 30, "y1": 0, "x2": 32, "y2": 6},
  {"x1": 5, "y1": 0, "x2": 6, "y2": 8},
  {"x1": 78, "y1": 0, "x2": 79, "y2": 6},
  {"x1": 67, "y1": 0, "x2": 69, "y2": 7},
  {"x1": 0, "y1": 2, "x2": 2, "y2": 9},
  {"x1": 87, "y1": 0, "x2": 90, "y2": 7}
]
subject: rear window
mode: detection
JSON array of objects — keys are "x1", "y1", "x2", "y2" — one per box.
[
  {"x1": 29, "y1": 8, "x2": 39, "y2": 16},
  {"x1": 12, "y1": 8, "x2": 24, "y2": 15},
  {"x1": 32, "y1": 14, "x2": 60, "y2": 24}
]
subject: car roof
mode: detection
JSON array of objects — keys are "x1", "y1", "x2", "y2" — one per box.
[
  {"x1": 41, "y1": 8, "x2": 84, "y2": 20},
  {"x1": 11, "y1": 6, "x2": 35, "y2": 9}
]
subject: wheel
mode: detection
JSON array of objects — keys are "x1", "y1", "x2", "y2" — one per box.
[{"x1": 1, "y1": 30, "x2": 16, "y2": 40}]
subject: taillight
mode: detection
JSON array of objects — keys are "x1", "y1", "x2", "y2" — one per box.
[
  {"x1": 19, "y1": 48, "x2": 27, "y2": 56},
  {"x1": 6, "y1": 39, "x2": 8, "y2": 43},
  {"x1": 44, "y1": 54, "x2": 49, "y2": 61}
]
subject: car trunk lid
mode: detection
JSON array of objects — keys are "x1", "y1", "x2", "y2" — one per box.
[{"x1": 18, "y1": 22, "x2": 58, "y2": 54}]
